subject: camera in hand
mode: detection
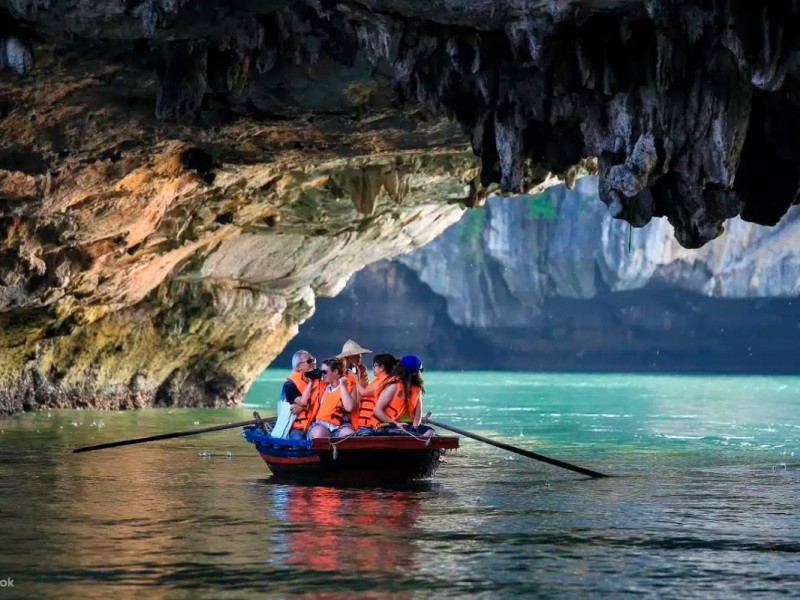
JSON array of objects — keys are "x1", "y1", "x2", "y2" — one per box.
[{"x1": 306, "y1": 368, "x2": 324, "y2": 380}]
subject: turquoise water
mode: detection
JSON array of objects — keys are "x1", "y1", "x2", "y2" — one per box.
[{"x1": 1, "y1": 371, "x2": 798, "y2": 598}]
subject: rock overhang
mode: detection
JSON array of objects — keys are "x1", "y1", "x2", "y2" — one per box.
[
  {"x1": 3, "y1": 1, "x2": 800, "y2": 246},
  {"x1": 2, "y1": 0, "x2": 800, "y2": 410}
]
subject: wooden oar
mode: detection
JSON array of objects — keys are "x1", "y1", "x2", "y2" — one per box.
[
  {"x1": 72, "y1": 413, "x2": 276, "y2": 454},
  {"x1": 426, "y1": 418, "x2": 609, "y2": 478}
]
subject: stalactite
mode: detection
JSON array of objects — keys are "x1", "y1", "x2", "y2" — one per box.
[
  {"x1": 4, "y1": 0, "x2": 800, "y2": 246},
  {"x1": 8, "y1": 0, "x2": 49, "y2": 21},
  {"x1": 3, "y1": 36, "x2": 33, "y2": 75},
  {"x1": 156, "y1": 40, "x2": 208, "y2": 123},
  {"x1": 136, "y1": 2, "x2": 160, "y2": 39}
]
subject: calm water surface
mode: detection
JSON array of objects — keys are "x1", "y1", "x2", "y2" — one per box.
[{"x1": 1, "y1": 371, "x2": 798, "y2": 598}]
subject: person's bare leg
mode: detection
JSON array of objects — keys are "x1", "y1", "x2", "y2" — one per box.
[
  {"x1": 335, "y1": 426, "x2": 355, "y2": 437},
  {"x1": 310, "y1": 425, "x2": 331, "y2": 439}
]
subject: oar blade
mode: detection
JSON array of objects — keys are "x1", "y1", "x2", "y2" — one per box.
[{"x1": 427, "y1": 418, "x2": 609, "y2": 478}]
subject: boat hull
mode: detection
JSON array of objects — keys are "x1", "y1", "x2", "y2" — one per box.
[{"x1": 243, "y1": 426, "x2": 459, "y2": 484}]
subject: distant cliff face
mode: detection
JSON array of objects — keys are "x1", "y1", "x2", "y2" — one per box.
[
  {"x1": 401, "y1": 177, "x2": 800, "y2": 329},
  {"x1": 284, "y1": 179, "x2": 800, "y2": 372}
]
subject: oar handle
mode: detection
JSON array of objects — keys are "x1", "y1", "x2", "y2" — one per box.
[{"x1": 427, "y1": 418, "x2": 609, "y2": 478}]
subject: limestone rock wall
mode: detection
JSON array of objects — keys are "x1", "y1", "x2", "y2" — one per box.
[
  {"x1": 401, "y1": 177, "x2": 800, "y2": 330},
  {"x1": 284, "y1": 180, "x2": 800, "y2": 372}
]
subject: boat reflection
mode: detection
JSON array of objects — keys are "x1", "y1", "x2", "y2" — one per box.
[{"x1": 261, "y1": 480, "x2": 429, "y2": 575}]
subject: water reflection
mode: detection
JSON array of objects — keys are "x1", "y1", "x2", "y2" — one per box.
[
  {"x1": 1, "y1": 378, "x2": 799, "y2": 599},
  {"x1": 261, "y1": 481, "x2": 423, "y2": 575}
]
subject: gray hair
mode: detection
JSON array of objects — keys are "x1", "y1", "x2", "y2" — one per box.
[{"x1": 291, "y1": 350, "x2": 311, "y2": 370}]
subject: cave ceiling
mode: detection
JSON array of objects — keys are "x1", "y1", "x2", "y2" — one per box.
[{"x1": 4, "y1": 1, "x2": 800, "y2": 246}]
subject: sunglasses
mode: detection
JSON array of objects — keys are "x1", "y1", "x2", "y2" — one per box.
[
  {"x1": 303, "y1": 358, "x2": 316, "y2": 365},
  {"x1": 320, "y1": 369, "x2": 331, "y2": 375}
]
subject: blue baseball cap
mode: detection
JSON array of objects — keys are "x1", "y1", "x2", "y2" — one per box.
[{"x1": 400, "y1": 354, "x2": 423, "y2": 372}]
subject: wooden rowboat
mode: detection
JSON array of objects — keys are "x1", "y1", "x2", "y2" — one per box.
[
  {"x1": 73, "y1": 413, "x2": 604, "y2": 480},
  {"x1": 242, "y1": 425, "x2": 459, "y2": 484}
]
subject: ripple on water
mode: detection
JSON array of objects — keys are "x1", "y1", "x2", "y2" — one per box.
[{"x1": 1, "y1": 373, "x2": 799, "y2": 598}]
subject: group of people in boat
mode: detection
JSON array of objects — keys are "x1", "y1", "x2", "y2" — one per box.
[{"x1": 280, "y1": 339, "x2": 435, "y2": 440}]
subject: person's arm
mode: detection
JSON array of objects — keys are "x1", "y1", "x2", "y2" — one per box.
[
  {"x1": 290, "y1": 380, "x2": 314, "y2": 414},
  {"x1": 357, "y1": 376, "x2": 383, "y2": 396},
  {"x1": 305, "y1": 381, "x2": 322, "y2": 423},
  {"x1": 357, "y1": 363, "x2": 369, "y2": 387},
  {"x1": 339, "y1": 377, "x2": 355, "y2": 412},
  {"x1": 350, "y1": 380, "x2": 360, "y2": 417},
  {"x1": 356, "y1": 379, "x2": 372, "y2": 396},
  {"x1": 412, "y1": 397, "x2": 422, "y2": 427},
  {"x1": 372, "y1": 383, "x2": 399, "y2": 427},
  {"x1": 283, "y1": 381, "x2": 301, "y2": 404},
  {"x1": 297, "y1": 381, "x2": 314, "y2": 406}
]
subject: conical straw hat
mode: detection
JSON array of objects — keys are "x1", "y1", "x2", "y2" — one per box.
[{"x1": 335, "y1": 339, "x2": 372, "y2": 358}]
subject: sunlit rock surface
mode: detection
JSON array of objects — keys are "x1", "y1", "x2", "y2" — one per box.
[
  {"x1": 3, "y1": 0, "x2": 800, "y2": 409},
  {"x1": 0, "y1": 139, "x2": 482, "y2": 411}
]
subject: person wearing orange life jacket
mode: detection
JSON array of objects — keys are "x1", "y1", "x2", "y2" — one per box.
[
  {"x1": 283, "y1": 350, "x2": 325, "y2": 440},
  {"x1": 335, "y1": 339, "x2": 371, "y2": 428},
  {"x1": 372, "y1": 354, "x2": 435, "y2": 438},
  {"x1": 355, "y1": 353, "x2": 398, "y2": 434},
  {"x1": 307, "y1": 358, "x2": 357, "y2": 439}
]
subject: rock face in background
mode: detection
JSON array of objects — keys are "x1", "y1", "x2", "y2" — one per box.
[
  {"x1": 4, "y1": 0, "x2": 800, "y2": 410},
  {"x1": 284, "y1": 178, "x2": 800, "y2": 372}
]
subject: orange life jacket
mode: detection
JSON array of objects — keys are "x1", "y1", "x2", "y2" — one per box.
[
  {"x1": 344, "y1": 372, "x2": 359, "y2": 425},
  {"x1": 287, "y1": 372, "x2": 323, "y2": 432},
  {"x1": 357, "y1": 374, "x2": 394, "y2": 428},
  {"x1": 384, "y1": 383, "x2": 421, "y2": 423},
  {"x1": 315, "y1": 385, "x2": 348, "y2": 427},
  {"x1": 345, "y1": 371, "x2": 359, "y2": 387}
]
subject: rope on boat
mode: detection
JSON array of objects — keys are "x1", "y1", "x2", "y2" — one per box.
[
  {"x1": 395, "y1": 426, "x2": 432, "y2": 445},
  {"x1": 328, "y1": 430, "x2": 358, "y2": 460},
  {"x1": 324, "y1": 427, "x2": 431, "y2": 460}
]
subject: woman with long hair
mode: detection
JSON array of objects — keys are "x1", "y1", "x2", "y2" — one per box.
[
  {"x1": 373, "y1": 354, "x2": 434, "y2": 437},
  {"x1": 354, "y1": 353, "x2": 398, "y2": 433}
]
